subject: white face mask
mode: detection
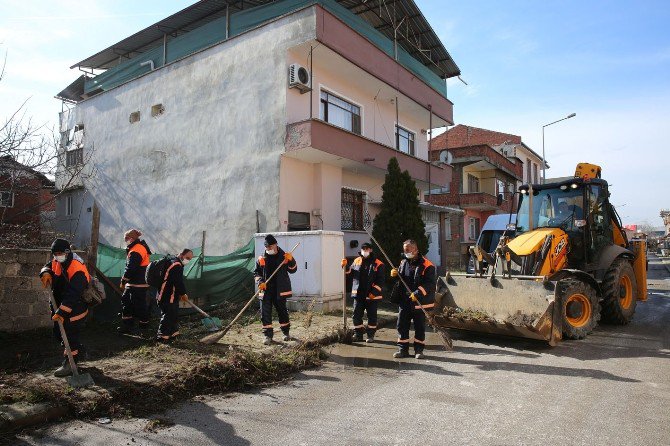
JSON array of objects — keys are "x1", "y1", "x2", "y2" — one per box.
[
  {"x1": 361, "y1": 250, "x2": 371, "y2": 258},
  {"x1": 404, "y1": 252, "x2": 415, "y2": 260},
  {"x1": 182, "y1": 258, "x2": 191, "y2": 265},
  {"x1": 266, "y1": 249, "x2": 277, "y2": 255},
  {"x1": 54, "y1": 254, "x2": 67, "y2": 263}
]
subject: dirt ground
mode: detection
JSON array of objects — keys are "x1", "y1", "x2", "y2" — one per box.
[{"x1": 0, "y1": 308, "x2": 364, "y2": 434}]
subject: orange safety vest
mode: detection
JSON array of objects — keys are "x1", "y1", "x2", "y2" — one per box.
[
  {"x1": 128, "y1": 243, "x2": 150, "y2": 267},
  {"x1": 51, "y1": 258, "x2": 91, "y2": 283}
]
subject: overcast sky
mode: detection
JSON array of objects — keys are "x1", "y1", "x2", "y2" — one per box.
[{"x1": 1, "y1": 0, "x2": 668, "y2": 227}]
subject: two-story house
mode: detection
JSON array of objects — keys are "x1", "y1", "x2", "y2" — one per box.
[
  {"x1": 428, "y1": 125, "x2": 544, "y2": 267},
  {"x1": 54, "y1": 0, "x2": 460, "y2": 262}
]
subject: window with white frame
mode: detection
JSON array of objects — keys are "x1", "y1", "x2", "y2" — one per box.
[
  {"x1": 395, "y1": 125, "x2": 415, "y2": 156},
  {"x1": 341, "y1": 188, "x2": 365, "y2": 230},
  {"x1": 66, "y1": 148, "x2": 83, "y2": 167},
  {"x1": 0, "y1": 191, "x2": 14, "y2": 208},
  {"x1": 444, "y1": 217, "x2": 452, "y2": 240},
  {"x1": 468, "y1": 217, "x2": 480, "y2": 241},
  {"x1": 320, "y1": 91, "x2": 361, "y2": 135},
  {"x1": 65, "y1": 195, "x2": 73, "y2": 216}
]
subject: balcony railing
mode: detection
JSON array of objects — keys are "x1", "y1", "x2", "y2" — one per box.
[{"x1": 450, "y1": 145, "x2": 522, "y2": 180}]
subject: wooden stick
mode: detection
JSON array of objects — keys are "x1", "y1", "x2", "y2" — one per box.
[
  {"x1": 94, "y1": 265, "x2": 123, "y2": 297},
  {"x1": 342, "y1": 263, "x2": 348, "y2": 329},
  {"x1": 200, "y1": 242, "x2": 301, "y2": 344},
  {"x1": 47, "y1": 293, "x2": 81, "y2": 377}
]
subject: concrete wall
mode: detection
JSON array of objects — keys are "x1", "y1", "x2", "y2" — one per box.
[
  {"x1": 516, "y1": 145, "x2": 544, "y2": 184},
  {"x1": 52, "y1": 188, "x2": 94, "y2": 248},
  {"x1": 63, "y1": 8, "x2": 317, "y2": 255},
  {"x1": 0, "y1": 249, "x2": 53, "y2": 332}
]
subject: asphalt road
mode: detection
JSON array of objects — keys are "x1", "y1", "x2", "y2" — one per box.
[{"x1": 18, "y1": 255, "x2": 670, "y2": 445}]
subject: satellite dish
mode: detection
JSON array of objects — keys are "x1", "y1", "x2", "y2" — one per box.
[{"x1": 439, "y1": 150, "x2": 453, "y2": 164}]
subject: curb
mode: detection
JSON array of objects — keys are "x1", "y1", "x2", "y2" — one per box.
[{"x1": 0, "y1": 402, "x2": 68, "y2": 434}]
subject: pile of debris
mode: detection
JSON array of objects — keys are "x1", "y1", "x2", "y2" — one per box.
[{"x1": 441, "y1": 306, "x2": 495, "y2": 323}]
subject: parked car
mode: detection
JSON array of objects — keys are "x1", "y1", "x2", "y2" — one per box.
[{"x1": 467, "y1": 214, "x2": 517, "y2": 273}]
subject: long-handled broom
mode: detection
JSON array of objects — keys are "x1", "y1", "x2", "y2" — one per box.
[
  {"x1": 363, "y1": 227, "x2": 453, "y2": 350},
  {"x1": 200, "y1": 242, "x2": 300, "y2": 344}
]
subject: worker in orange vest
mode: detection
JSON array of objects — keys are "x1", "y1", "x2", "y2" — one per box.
[
  {"x1": 118, "y1": 229, "x2": 152, "y2": 334},
  {"x1": 343, "y1": 242, "x2": 385, "y2": 342},
  {"x1": 39, "y1": 238, "x2": 91, "y2": 376},
  {"x1": 390, "y1": 239, "x2": 436, "y2": 359},
  {"x1": 254, "y1": 234, "x2": 297, "y2": 345}
]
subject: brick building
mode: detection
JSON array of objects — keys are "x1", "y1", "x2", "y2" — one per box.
[
  {"x1": 0, "y1": 156, "x2": 56, "y2": 245},
  {"x1": 427, "y1": 125, "x2": 544, "y2": 267}
]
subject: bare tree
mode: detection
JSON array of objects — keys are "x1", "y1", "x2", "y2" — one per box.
[{"x1": 0, "y1": 51, "x2": 97, "y2": 247}]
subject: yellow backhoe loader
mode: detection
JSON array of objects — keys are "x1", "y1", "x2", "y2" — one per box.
[{"x1": 434, "y1": 163, "x2": 647, "y2": 345}]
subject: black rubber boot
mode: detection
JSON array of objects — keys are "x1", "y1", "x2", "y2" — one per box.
[{"x1": 393, "y1": 347, "x2": 410, "y2": 358}]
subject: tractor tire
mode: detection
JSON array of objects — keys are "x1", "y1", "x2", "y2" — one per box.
[
  {"x1": 601, "y1": 259, "x2": 637, "y2": 324},
  {"x1": 558, "y1": 279, "x2": 600, "y2": 340}
]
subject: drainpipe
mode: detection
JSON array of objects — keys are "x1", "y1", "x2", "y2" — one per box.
[
  {"x1": 428, "y1": 104, "x2": 433, "y2": 199},
  {"x1": 162, "y1": 34, "x2": 167, "y2": 66},
  {"x1": 140, "y1": 60, "x2": 155, "y2": 71},
  {"x1": 226, "y1": 4, "x2": 230, "y2": 39}
]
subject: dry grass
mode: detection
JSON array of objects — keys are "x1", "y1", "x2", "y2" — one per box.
[{"x1": 0, "y1": 344, "x2": 324, "y2": 423}]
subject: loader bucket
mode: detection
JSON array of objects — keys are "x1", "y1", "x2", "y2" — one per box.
[{"x1": 433, "y1": 274, "x2": 563, "y2": 346}]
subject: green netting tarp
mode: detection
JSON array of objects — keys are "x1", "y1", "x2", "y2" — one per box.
[
  {"x1": 92, "y1": 239, "x2": 255, "y2": 321},
  {"x1": 84, "y1": 0, "x2": 447, "y2": 98}
]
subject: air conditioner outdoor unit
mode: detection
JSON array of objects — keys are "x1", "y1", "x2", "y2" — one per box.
[{"x1": 288, "y1": 63, "x2": 311, "y2": 93}]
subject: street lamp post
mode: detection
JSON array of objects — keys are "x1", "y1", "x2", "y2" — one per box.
[{"x1": 542, "y1": 113, "x2": 576, "y2": 183}]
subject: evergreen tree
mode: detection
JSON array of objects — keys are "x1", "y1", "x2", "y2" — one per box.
[{"x1": 372, "y1": 157, "x2": 428, "y2": 267}]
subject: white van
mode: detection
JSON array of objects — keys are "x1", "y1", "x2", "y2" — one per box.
[{"x1": 467, "y1": 213, "x2": 516, "y2": 272}]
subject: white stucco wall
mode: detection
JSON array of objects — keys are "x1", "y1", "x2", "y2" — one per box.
[{"x1": 64, "y1": 8, "x2": 317, "y2": 254}]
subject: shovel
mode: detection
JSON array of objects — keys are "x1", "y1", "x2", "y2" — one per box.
[
  {"x1": 47, "y1": 292, "x2": 95, "y2": 388},
  {"x1": 186, "y1": 300, "x2": 222, "y2": 331}
]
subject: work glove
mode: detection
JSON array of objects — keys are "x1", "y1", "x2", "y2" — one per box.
[
  {"x1": 409, "y1": 292, "x2": 419, "y2": 303},
  {"x1": 180, "y1": 294, "x2": 189, "y2": 302},
  {"x1": 390, "y1": 268, "x2": 398, "y2": 278},
  {"x1": 341, "y1": 259, "x2": 347, "y2": 269},
  {"x1": 283, "y1": 252, "x2": 294, "y2": 264},
  {"x1": 40, "y1": 273, "x2": 52, "y2": 289},
  {"x1": 258, "y1": 282, "x2": 267, "y2": 291},
  {"x1": 52, "y1": 313, "x2": 65, "y2": 323}
]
